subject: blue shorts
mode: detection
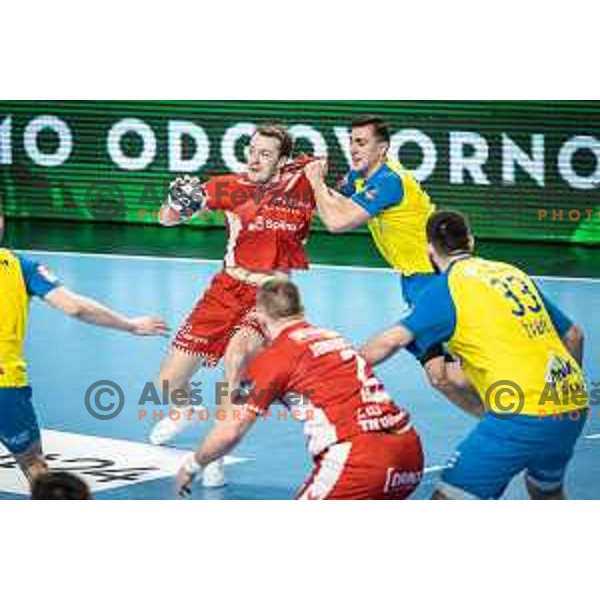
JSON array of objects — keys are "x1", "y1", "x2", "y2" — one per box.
[
  {"x1": 438, "y1": 410, "x2": 587, "y2": 499},
  {"x1": 0, "y1": 386, "x2": 41, "y2": 455}
]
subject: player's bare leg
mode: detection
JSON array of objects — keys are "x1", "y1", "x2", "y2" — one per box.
[
  {"x1": 525, "y1": 476, "x2": 566, "y2": 500},
  {"x1": 222, "y1": 326, "x2": 266, "y2": 410},
  {"x1": 201, "y1": 326, "x2": 265, "y2": 487},
  {"x1": 431, "y1": 489, "x2": 450, "y2": 499},
  {"x1": 148, "y1": 348, "x2": 202, "y2": 445},
  {"x1": 14, "y1": 441, "x2": 48, "y2": 489}
]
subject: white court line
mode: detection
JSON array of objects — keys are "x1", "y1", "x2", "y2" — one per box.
[
  {"x1": 14, "y1": 248, "x2": 600, "y2": 282},
  {"x1": 424, "y1": 465, "x2": 446, "y2": 474},
  {"x1": 12, "y1": 249, "x2": 594, "y2": 488}
]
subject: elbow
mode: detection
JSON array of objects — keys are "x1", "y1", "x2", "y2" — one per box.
[
  {"x1": 63, "y1": 300, "x2": 85, "y2": 318},
  {"x1": 565, "y1": 324, "x2": 584, "y2": 348},
  {"x1": 570, "y1": 324, "x2": 584, "y2": 345},
  {"x1": 328, "y1": 221, "x2": 355, "y2": 234},
  {"x1": 320, "y1": 214, "x2": 350, "y2": 234},
  {"x1": 325, "y1": 220, "x2": 345, "y2": 234},
  {"x1": 318, "y1": 217, "x2": 339, "y2": 233}
]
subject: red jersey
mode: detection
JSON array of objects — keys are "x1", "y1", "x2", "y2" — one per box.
[
  {"x1": 243, "y1": 321, "x2": 410, "y2": 457},
  {"x1": 203, "y1": 157, "x2": 315, "y2": 272}
]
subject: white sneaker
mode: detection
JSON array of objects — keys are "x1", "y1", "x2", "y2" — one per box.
[
  {"x1": 149, "y1": 405, "x2": 196, "y2": 446},
  {"x1": 202, "y1": 458, "x2": 226, "y2": 488}
]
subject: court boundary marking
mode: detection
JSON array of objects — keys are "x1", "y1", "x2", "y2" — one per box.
[
  {"x1": 14, "y1": 249, "x2": 600, "y2": 283},
  {"x1": 15, "y1": 248, "x2": 598, "y2": 489}
]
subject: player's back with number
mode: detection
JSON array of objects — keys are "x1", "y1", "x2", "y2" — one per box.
[
  {"x1": 446, "y1": 257, "x2": 586, "y2": 415},
  {"x1": 265, "y1": 323, "x2": 407, "y2": 451},
  {"x1": 244, "y1": 312, "x2": 424, "y2": 499}
]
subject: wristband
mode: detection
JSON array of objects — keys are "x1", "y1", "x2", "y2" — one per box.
[{"x1": 182, "y1": 453, "x2": 202, "y2": 475}]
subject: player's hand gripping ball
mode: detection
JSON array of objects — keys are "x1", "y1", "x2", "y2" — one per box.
[{"x1": 165, "y1": 175, "x2": 206, "y2": 219}]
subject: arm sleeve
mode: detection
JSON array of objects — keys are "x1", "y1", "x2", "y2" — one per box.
[
  {"x1": 350, "y1": 170, "x2": 404, "y2": 217},
  {"x1": 17, "y1": 255, "x2": 60, "y2": 298},
  {"x1": 400, "y1": 274, "x2": 457, "y2": 355},
  {"x1": 536, "y1": 287, "x2": 574, "y2": 338},
  {"x1": 338, "y1": 170, "x2": 359, "y2": 197},
  {"x1": 241, "y1": 347, "x2": 293, "y2": 416}
]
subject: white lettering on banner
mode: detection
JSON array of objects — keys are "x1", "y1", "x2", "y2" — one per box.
[
  {"x1": 107, "y1": 118, "x2": 157, "y2": 171},
  {"x1": 502, "y1": 133, "x2": 545, "y2": 187},
  {"x1": 289, "y1": 124, "x2": 328, "y2": 158},
  {"x1": 557, "y1": 135, "x2": 600, "y2": 190},
  {"x1": 3, "y1": 115, "x2": 599, "y2": 191},
  {"x1": 389, "y1": 129, "x2": 437, "y2": 182},
  {"x1": 449, "y1": 131, "x2": 491, "y2": 185},
  {"x1": 221, "y1": 122, "x2": 256, "y2": 173},
  {"x1": 0, "y1": 116, "x2": 11, "y2": 165},
  {"x1": 168, "y1": 120, "x2": 210, "y2": 173},
  {"x1": 24, "y1": 115, "x2": 73, "y2": 167},
  {"x1": 333, "y1": 126, "x2": 351, "y2": 165}
]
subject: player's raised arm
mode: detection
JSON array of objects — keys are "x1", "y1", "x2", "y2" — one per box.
[
  {"x1": 17, "y1": 254, "x2": 169, "y2": 335},
  {"x1": 44, "y1": 287, "x2": 169, "y2": 336},
  {"x1": 304, "y1": 159, "x2": 371, "y2": 233},
  {"x1": 158, "y1": 175, "x2": 207, "y2": 227}
]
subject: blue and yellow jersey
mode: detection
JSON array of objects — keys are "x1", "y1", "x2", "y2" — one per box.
[
  {"x1": 400, "y1": 256, "x2": 588, "y2": 416},
  {"x1": 340, "y1": 159, "x2": 435, "y2": 276},
  {"x1": 0, "y1": 249, "x2": 59, "y2": 388}
]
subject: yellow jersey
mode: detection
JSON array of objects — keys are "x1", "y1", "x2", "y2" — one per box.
[
  {"x1": 0, "y1": 249, "x2": 59, "y2": 388},
  {"x1": 340, "y1": 159, "x2": 435, "y2": 276},
  {"x1": 401, "y1": 256, "x2": 587, "y2": 416}
]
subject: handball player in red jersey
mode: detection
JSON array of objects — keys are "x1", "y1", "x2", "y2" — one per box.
[
  {"x1": 177, "y1": 279, "x2": 424, "y2": 499},
  {"x1": 150, "y1": 124, "x2": 317, "y2": 487}
]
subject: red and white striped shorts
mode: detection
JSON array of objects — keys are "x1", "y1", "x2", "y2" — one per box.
[
  {"x1": 173, "y1": 271, "x2": 265, "y2": 367},
  {"x1": 296, "y1": 427, "x2": 424, "y2": 500}
]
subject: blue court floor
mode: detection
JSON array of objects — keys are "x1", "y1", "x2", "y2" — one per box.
[{"x1": 1, "y1": 251, "x2": 599, "y2": 499}]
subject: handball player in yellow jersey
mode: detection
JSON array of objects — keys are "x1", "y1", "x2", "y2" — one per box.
[
  {"x1": 304, "y1": 116, "x2": 436, "y2": 308},
  {"x1": 0, "y1": 214, "x2": 168, "y2": 489},
  {"x1": 361, "y1": 210, "x2": 588, "y2": 499}
]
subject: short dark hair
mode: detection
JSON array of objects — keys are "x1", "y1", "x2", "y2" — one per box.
[
  {"x1": 350, "y1": 115, "x2": 390, "y2": 145},
  {"x1": 257, "y1": 279, "x2": 303, "y2": 319},
  {"x1": 254, "y1": 123, "x2": 294, "y2": 159},
  {"x1": 426, "y1": 210, "x2": 472, "y2": 256},
  {"x1": 31, "y1": 471, "x2": 92, "y2": 500}
]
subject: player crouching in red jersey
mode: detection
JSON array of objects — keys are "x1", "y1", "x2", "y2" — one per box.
[
  {"x1": 151, "y1": 125, "x2": 317, "y2": 487},
  {"x1": 176, "y1": 279, "x2": 424, "y2": 500}
]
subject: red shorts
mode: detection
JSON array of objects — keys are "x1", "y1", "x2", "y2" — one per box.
[
  {"x1": 172, "y1": 271, "x2": 265, "y2": 367},
  {"x1": 296, "y1": 428, "x2": 424, "y2": 500}
]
